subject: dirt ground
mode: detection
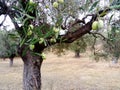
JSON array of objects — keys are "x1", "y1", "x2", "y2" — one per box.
[{"x1": 0, "y1": 51, "x2": 120, "y2": 90}]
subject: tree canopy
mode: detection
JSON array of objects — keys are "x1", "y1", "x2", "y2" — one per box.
[{"x1": 0, "y1": 0, "x2": 120, "y2": 90}]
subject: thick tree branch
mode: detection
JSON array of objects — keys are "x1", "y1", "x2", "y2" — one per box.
[
  {"x1": 59, "y1": 8, "x2": 111, "y2": 43},
  {"x1": 61, "y1": 15, "x2": 97, "y2": 43},
  {"x1": 46, "y1": 8, "x2": 111, "y2": 48}
]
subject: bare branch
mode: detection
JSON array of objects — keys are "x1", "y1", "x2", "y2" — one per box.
[
  {"x1": 60, "y1": 14, "x2": 97, "y2": 43},
  {"x1": 89, "y1": 32, "x2": 114, "y2": 49},
  {"x1": 61, "y1": 15, "x2": 71, "y2": 30},
  {"x1": 90, "y1": 32, "x2": 106, "y2": 40}
]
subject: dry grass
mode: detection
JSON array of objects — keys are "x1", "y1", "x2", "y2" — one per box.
[{"x1": 0, "y1": 51, "x2": 120, "y2": 90}]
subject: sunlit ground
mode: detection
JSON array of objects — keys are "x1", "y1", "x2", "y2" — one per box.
[{"x1": 0, "y1": 51, "x2": 120, "y2": 90}]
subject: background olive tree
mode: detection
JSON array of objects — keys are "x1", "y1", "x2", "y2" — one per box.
[{"x1": 0, "y1": 30, "x2": 18, "y2": 66}]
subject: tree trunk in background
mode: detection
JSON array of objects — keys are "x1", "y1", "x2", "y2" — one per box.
[
  {"x1": 21, "y1": 51, "x2": 43, "y2": 90},
  {"x1": 112, "y1": 56, "x2": 119, "y2": 64},
  {"x1": 75, "y1": 50, "x2": 80, "y2": 58},
  {"x1": 9, "y1": 58, "x2": 13, "y2": 67},
  {"x1": 9, "y1": 54, "x2": 15, "y2": 67},
  {"x1": 3, "y1": 57, "x2": 6, "y2": 61}
]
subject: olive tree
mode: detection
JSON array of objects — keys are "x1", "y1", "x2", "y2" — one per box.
[
  {"x1": 0, "y1": 30, "x2": 18, "y2": 66},
  {"x1": 0, "y1": 0, "x2": 119, "y2": 90},
  {"x1": 69, "y1": 37, "x2": 87, "y2": 57}
]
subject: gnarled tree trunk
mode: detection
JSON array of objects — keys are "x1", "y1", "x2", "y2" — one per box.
[{"x1": 20, "y1": 50, "x2": 43, "y2": 90}]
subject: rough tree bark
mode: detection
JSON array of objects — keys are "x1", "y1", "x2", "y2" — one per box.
[{"x1": 19, "y1": 49, "x2": 43, "y2": 90}]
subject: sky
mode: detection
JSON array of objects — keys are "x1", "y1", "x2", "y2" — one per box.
[{"x1": 0, "y1": 15, "x2": 15, "y2": 30}]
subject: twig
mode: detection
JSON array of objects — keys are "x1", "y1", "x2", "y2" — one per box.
[{"x1": 89, "y1": 32, "x2": 114, "y2": 48}]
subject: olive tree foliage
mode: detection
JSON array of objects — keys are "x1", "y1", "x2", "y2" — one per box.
[
  {"x1": 0, "y1": 31, "x2": 8, "y2": 58},
  {"x1": 0, "y1": 29, "x2": 19, "y2": 66},
  {"x1": 82, "y1": 0, "x2": 120, "y2": 62},
  {"x1": 103, "y1": 15, "x2": 120, "y2": 63},
  {"x1": 0, "y1": 30, "x2": 18, "y2": 59},
  {"x1": 91, "y1": 0, "x2": 120, "y2": 62},
  {"x1": 0, "y1": 0, "x2": 120, "y2": 90}
]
